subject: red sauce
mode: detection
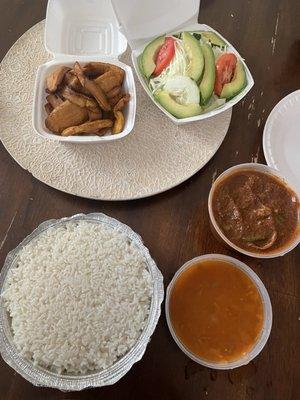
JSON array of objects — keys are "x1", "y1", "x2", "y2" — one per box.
[{"x1": 212, "y1": 170, "x2": 299, "y2": 253}]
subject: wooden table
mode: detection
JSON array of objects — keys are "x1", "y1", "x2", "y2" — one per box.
[{"x1": 0, "y1": 1, "x2": 299, "y2": 399}]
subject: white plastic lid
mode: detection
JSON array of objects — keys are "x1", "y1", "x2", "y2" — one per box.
[
  {"x1": 111, "y1": 0, "x2": 200, "y2": 49},
  {"x1": 45, "y1": 0, "x2": 127, "y2": 58},
  {"x1": 263, "y1": 90, "x2": 300, "y2": 194}
]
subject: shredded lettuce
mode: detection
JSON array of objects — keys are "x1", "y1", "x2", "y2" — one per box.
[
  {"x1": 148, "y1": 34, "x2": 228, "y2": 109},
  {"x1": 212, "y1": 46, "x2": 223, "y2": 59},
  {"x1": 149, "y1": 38, "x2": 189, "y2": 93},
  {"x1": 164, "y1": 76, "x2": 200, "y2": 105}
]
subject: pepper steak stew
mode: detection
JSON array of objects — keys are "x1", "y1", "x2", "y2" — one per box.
[{"x1": 212, "y1": 170, "x2": 299, "y2": 253}]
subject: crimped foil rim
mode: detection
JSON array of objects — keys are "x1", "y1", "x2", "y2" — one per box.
[{"x1": 0, "y1": 213, "x2": 164, "y2": 391}]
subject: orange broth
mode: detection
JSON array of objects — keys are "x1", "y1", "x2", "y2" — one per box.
[{"x1": 169, "y1": 259, "x2": 264, "y2": 363}]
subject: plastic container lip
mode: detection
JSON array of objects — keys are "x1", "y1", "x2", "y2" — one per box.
[
  {"x1": 165, "y1": 254, "x2": 273, "y2": 370},
  {"x1": 208, "y1": 163, "x2": 300, "y2": 259}
]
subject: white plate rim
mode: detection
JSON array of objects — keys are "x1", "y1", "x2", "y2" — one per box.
[{"x1": 263, "y1": 89, "x2": 300, "y2": 192}]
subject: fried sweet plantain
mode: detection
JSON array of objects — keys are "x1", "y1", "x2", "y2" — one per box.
[
  {"x1": 106, "y1": 85, "x2": 122, "y2": 99},
  {"x1": 102, "y1": 110, "x2": 114, "y2": 120},
  {"x1": 88, "y1": 109, "x2": 102, "y2": 121},
  {"x1": 108, "y1": 92, "x2": 123, "y2": 107},
  {"x1": 44, "y1": 103, "x2": 53, "y2": 115},
  {"x1": 46, "y1": 66, "x2": 70, "y2": 93},
  {"x1": 59, "y1": 86, "x2": 99, "y2": 112},
  {"x1": 61, "y1": 119, "x2": 113, "y2": 136},
  {"x1": 73, "y1": 62, "x2": 111, "y2": 112},
  {"x1": 46, "y1": 94, "x2": 63, "y2": 109},
  {"x1": 94, "y1": 71, "x2": 123, "y2": 94},
  {"x1": 43, "y1": 61, "x2": 130, "y2": 137},
  {"x1": 45, "y1": 100, "x2": 89, "y2": 134},
  {"x1": 112, "y1": 111, "x2": 125, "y2": 134},
  {"x1": 113, "y1": 94, "x2": 130, "y2": 112},
  {"x1": 83, "y1": 62, "x2": 125, "y2": 81},
  {"x1": 64, "y1": 71, "x2": 91, "y2": 96}
]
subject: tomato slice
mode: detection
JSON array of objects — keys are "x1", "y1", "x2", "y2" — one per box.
[
  {"x1": 214, "y1": 53, "x2": 237, "y2": 96},
  {"x1": 153, "y1": 37, "x2": 175, "y2": 77}
]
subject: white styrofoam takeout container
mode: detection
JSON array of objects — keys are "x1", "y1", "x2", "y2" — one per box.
[
  {"x1": 32, "y1": 0, "x2": 136, "y2": 143},
  {"x1": 111, "y1": 0, "x2": 254, "y2": 125}
]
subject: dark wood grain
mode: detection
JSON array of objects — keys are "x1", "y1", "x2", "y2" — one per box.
[{"x1": 0, "y1": 0, "x2": 299, "y2": 399}]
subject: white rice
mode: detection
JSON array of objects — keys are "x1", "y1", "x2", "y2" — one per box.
[{"x1": 2, "y1": 220, "x2": 152, "y2": 374}]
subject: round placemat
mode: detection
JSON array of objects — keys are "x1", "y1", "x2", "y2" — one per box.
[{"x1": 0, "y1": 21, "x2": 231, "y2": 200}]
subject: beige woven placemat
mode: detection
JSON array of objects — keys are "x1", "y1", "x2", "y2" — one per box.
[{"x1": 0, "y1": 21, "x2": 231, "y2": 200}]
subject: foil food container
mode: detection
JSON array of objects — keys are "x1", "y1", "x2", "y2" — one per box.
[{"x1": 0, "y1": 213, "x2": 164, "y2": 391}]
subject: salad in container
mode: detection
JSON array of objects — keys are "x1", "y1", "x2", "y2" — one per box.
[
  {"x1": 112, "y1": 0, "x2": 254, "y2": 125},
  {"x1": 140, "y1": 31, "x2": 247, "y2": 117}
]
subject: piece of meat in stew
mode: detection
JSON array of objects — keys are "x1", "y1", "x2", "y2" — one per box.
[{"x1": 212, "y1": 170, "x2": 299, "y2": 253}]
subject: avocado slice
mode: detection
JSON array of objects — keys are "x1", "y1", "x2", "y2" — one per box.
[
  {"x1": 155, "y1": 90, "x2": 202, "y2": 119},
  {"x1": 140, "y1": 36, "x2": 165, "y2": 79},
  {"x1": 220, "y1": 61, "x2": 247, "y2": 99},
  {"x1": 199, "y1": 44, "x2": 216, "y2": 104},
  {"x1": 200, "y1": 31, "x2": 227, "y2": 48},
  {"x1": 182, "y1": 32, "x2": 204, "y2": 82}
]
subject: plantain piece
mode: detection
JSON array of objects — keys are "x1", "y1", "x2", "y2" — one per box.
[
  {"x1": 44, "y1": 62, "x2": 129, "y2": 137},
  {"x1": 73, "y1": 62, "x2": 111, "y2": 112},
  {"x1": 106, "y1": 85, "x2": 122, "y2": 99},
  {"x1": 46, "y1": 94, "x2": 63, "y2": 109},
  {"x1": 112, "y1": 111, "x2": 125, "y2": 134},
  {"x1": 44, "y1": 103, "x2": 53, "y2": 115},
  {"x1": 45, "y1": 100, "x2": 89, "y2": 134},
  {"x1": 94, "y1": 70, "x2": 123, "y2": 94},
  {"x1": 46, "y1": 66, "x2": 71, "y2": 93},
  {"x1": 102, "y1": 110, "x2": 114, "y2": 120},
  {"x1": 82, "y1": 62, "x2": 110, "y2": 76},
  {"x1": 63, "y1": 71, "x2": 91, "y2": 96},
  {"x1": 113, "y1": 94, "x2": 130, "y2": 112},
  {"x1": 61, "y1": 119, "x2": 113, "y2": 136},
  {"x1": 59, "y1": 86, "x2": 99, "y2": 112},
  {"x1": 88, "y1": 109, "x2": 102, "y2": 121},
  {"x1": 109, "y1": 92, "x2": 123, "y2": 107},
  {"x1": 83, "y1": 62, "x2": 125, "y2": 81}
]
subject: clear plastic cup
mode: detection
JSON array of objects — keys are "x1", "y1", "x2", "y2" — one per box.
[
  {"x1": 165, "y1": 254, "x2": 272, "y2": 370},
  {"x1": 208, "y1": 163, "x2": 300, "y2": 258}
]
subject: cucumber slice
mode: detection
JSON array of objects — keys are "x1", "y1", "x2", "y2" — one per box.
[{"x1": 164, "y1": 76, "x2": 200, "y2": 105}]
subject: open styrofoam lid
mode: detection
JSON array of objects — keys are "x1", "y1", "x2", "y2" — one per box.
[
  {"x1": 111, "y1": 0, "x2": 200, "y2": 49},
  {"x1": 45, "y1": 0, "x2": 127, "y2": 58},
  {"x1": 263, "y1": 90, "x2": 300, "y2": 194}
]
